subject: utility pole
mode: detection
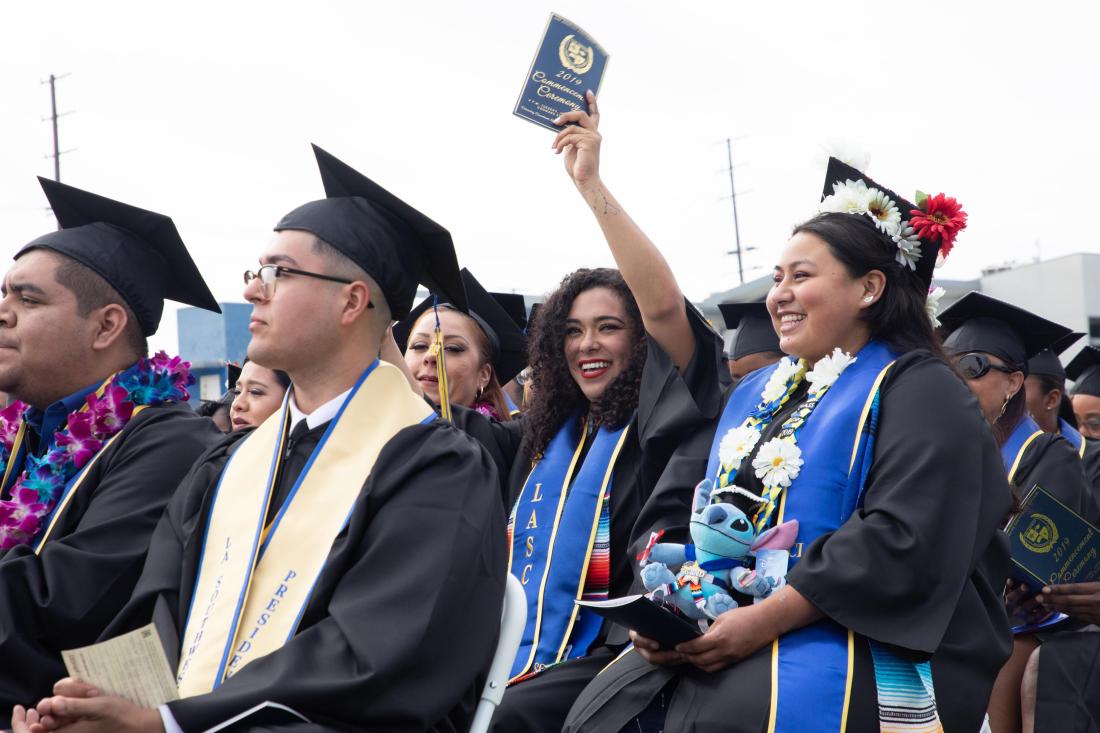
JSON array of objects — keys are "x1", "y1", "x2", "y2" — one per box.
[
  {"x1": 724, "y1": 137, "x2": 755, "y2": 284},
  {"x1": 41, "y1": 73, "x2": 73, "y2": 183}
]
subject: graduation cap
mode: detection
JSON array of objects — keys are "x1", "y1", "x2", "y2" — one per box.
[
  {"x1": 392, "y1": 268, "x2": 528, "y2": 385},
  {"x1": 1027, "y1": 332, "x2": 1084, "y2": 380},
  {"x1": 819, "y1": 158, "x2": 954, "y2": 288},
  {"x1": 275, "y1": 144, "x2": 465, "y2": 318},
  {"x1": 940, "y1": 291, "x2": 1073, "y2": 372},
  {"x1": 717, "y1": 301, "x2": 780, "y2": 361},
  {"x1": 20, "y1": 178, "x2": 220, "y2": 336},
  {"x1": 225, "y1": 362, "x2": 243, "y2": 392},
  {"x1": 1068, "y1": 346, "x2": 1100, "y2": 397},
  {"x1": 491, "y1": 292, "x2": 529, "y2": 331}
]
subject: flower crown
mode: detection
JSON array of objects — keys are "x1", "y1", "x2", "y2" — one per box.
[{"x1": 817, "y1": 160, "x2": 968, "y2": 276}]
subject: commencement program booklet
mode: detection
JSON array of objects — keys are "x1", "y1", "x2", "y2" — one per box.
[
  {"x1": 61, "y1": 623, "x2": 178, "y2": 708},
  {"x1": 1005, "y1": 484, "x2": 1100, "y2": 587},
  {"x1": 514, "y1": 13, "x2": 608, "y2": 131},
  {"x1": 576, "y1": 595, "x2": 703, "y2": 649}
]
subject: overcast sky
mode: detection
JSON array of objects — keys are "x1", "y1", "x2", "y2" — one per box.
[{"x1": 2, "y1": 1, "x2": 1098, "y2": 353}]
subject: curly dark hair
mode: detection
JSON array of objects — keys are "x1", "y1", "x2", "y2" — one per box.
[{"x1": 524, "y1": 268, "x2": 646, "y2": 458}]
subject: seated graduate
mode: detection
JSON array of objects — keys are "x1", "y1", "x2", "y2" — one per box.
[
  {"x1": 0, "y1": 178, "x2": 223, "y2": 708},
  {"x1": 1069, "y1": 346, "x2": 1100, "y2": 440},
  {"x1": 717, "y1": 302, "x2": 783, "y2": 383},
  {"x1": 938, "y1": 293, "x2": 1095, "y2": 733},
  {"x1": 1025, "y1": 333, "x2": 1086, "y2": 451},
  {"x1": 422, "y1": 93, "x2": 722, "y2": 733},
  {"x1": 196, "y1": 363, "x2": 241, "y2": 434},
  {"x1": 393, "y1": 267, "x2": 528, "y2": 423},
  {"x1": 564, "y1": 158, "x2": 1012, "y2": 733},
  {"x1": 227, "y1": 359, "x2": 290, "y2": 431},
  {"x1": 14, "y1": 144, "x2": 506, "y2": 733}
]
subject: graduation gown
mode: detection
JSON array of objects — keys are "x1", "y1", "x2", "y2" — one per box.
[
  {"x1": 1008, "y1": 424, "x2": 1097, "y2": 523},
  {"x1": 563, "y1": 350, "x2": 1013, "y2": 733},
  {"x1": 471, "y1": 309, "x2": 725, "y2": 733},
  {"x1": 0, "y1": 402, "x2": 221, "y2": 709},
  {"x1": 104, "y1": 416, "x2": 506, "y2": 733},
  {"x1": 1083, "y1": 439, "x2": 1100, "y2": 508}
]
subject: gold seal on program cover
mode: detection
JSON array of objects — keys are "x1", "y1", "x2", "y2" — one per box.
[
  {"x1": 1020, "y1": 512, "x2": 1059, "y2": 554},
  {"x1": 558, "y1": 34, "x2": 594, "y2": 74}
]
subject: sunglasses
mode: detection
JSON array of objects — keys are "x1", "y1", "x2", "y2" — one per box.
[{"x1": 956, "y1": 353, "x2": 1018, "y2": 380}]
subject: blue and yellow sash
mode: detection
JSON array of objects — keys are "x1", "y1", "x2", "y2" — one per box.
[
  {"x1": 175, "y1": 361, "x2": 434, "y2": 696},
  {"x1": 1002, "y1": 416, "x2": 1045, "y2": 484},
  {"x1": 507, "y1": 416, "x2": 630, "y2": 681},
  {"x1": 1059, "y1": 418, "x2": 1086, "y2": 458}
]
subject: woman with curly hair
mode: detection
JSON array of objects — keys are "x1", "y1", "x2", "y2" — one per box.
[
  {"x1": 443, "y1": 95, "x2": 724, "y2": 733},
  {"x1": 562, "y1": 156, "x2": 1014, "y2": 733}
]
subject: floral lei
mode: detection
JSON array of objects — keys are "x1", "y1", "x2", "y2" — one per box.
[
  {"x1": 0, "y1": 352, "x2": 193, "y2": 550},
  {"x1": 716, "y1": 348, "x2": 857, "y2": 532}
]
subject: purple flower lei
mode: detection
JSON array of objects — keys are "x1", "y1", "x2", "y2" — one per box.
[{"x1": 0, "y1": 351, "x2": 194, "y2": 549}]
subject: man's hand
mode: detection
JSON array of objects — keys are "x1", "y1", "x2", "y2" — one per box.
[
  {"x1": 27, "y1": 678, "x2": 163, "y2": 733},
  {"x1": 551, "y1": 92, "x2": 602, "y2": 191},
  {"x1": 1037, "y1": 581, "x2": 1100, "y2": 625}
]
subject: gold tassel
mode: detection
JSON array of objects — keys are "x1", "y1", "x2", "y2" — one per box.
[{"x1": 429, "y1": 297, "x2": 452, "y2": 422}]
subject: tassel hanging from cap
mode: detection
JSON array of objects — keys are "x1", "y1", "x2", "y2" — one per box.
[{"x1": 429, "y1": 296, "x2": 453, "y2": 422}]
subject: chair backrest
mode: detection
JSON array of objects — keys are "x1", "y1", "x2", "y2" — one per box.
[{"x1": 468, "y1": 573, "x2": 527, "y2": 733}]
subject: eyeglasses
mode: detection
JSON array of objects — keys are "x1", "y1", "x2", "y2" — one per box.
[
  {"x1": 243, "y1": 264, "x2": 370, "y2": 306},
  {"x1": 956, "y1": 352, "x2": 1018, "y2": 380}
]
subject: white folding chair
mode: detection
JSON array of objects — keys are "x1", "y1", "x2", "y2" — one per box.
[{"x1": 469, "y1": 573, "x2": 527, "y2": 733}]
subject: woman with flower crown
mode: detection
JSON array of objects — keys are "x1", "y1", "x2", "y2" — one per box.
[{"x1": 562, "y1": 158, "x2": 1012, "y2": 733}]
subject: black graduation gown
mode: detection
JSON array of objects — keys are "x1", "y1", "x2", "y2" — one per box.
[
  {"x1": 103, "y1": 417, "x2": 506, "y2": 733},
  {"x1": 1081, "y1": 439, "x2": 1100, "y2": 511},
  {"x1": 0, "y1": 403, "x2": 221, "y2": 709},
  {"x1": 1011, "y1": 428, "x2": 1097, "y2": 524},
  {"x1": 473, "y1": 310, "x2": 725, "y2": 733},
  {"x1": 563, "y1": 351, "x2": 1013, "y2": 733},
  {"x1": 1034, "y1": 630, "x2": 1100, "y2": 732}
]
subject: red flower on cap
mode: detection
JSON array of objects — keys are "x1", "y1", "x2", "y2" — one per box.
[{"x1": 909, "y1": 193, "x2": 967, "y2": 259}]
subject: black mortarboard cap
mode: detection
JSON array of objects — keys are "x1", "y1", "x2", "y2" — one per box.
[
  {"x1": 20, "y1": 178, "x2": 219, "y2": 336},
  {"x1": 226, "y1": 362, "x2": 243, "y2": 391},
  {"x1": 491, "y1": 292, "x2": 528, "y2": 331},
  {"x1": 821, "y1": 158, "x2": 939, "y2": 287},
  {"x1": 274, "y1": 144, "x2": 465, "y2": 318},
  {"x1": 940, "y1": 291, "x2": 1072, "y2": 372},
  {"x1": 1068, "y1": 346, "x2": 1100, "y2": 397},
  {"x1": 717, "y1": 301, "x2": 780, "y2": 361},
  {"x1": 392, "y1": 269, "x2": 528, "y2": 385},
  {"x1": 1027, "y1": 332, "x2": 1084, "y2": 380}
]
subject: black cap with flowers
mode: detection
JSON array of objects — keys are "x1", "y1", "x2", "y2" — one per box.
[{"x1": 817, "y1": 158, "x2": 967, "y2": 289}]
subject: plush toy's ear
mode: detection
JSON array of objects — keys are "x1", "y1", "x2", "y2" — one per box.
[
  {"x1": 751, "y1": 519, "x2": 800, "y2": 552},
  {"x1": 692, "y1": 479, "x2": 713, "y2": 515}
]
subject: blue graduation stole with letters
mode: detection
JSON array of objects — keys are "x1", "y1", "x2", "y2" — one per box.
[
  {"x1": 707, "y1": 340, "x2": 901, "y2": 732},
  {"x1": 1002, "y1": 416, "x2": 1045, "y2": 484},
  {"x1": 507, "y1": 415, "x2": 630, "y2": 681}
]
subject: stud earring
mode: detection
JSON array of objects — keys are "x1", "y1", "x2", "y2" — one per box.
[{"x1": 863, "y1": 296, "x2": 873, "y2": 303}]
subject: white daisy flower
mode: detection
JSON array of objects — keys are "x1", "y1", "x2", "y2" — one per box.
[
  {"x1": 866, "y1": 189, "x2": 901, "y2": 235},
  {"x1": 892, "y1": 223, "x2": 923, "y2": 270},
  {"x1": 819, "y1": 179, "x2": 872, "y2": 216},
  {"x1": 752, "y1": 438, "x2": 803, "y2": 488},
  {"x1": 806, "y1": 348, "x2": 857, "y2": 394},
  {"x1": 760, "y1": 357, "x2": 800, "y2": 404},
  {"x1": 718, "y1": 425, "x2": 761, "y2": 471},
  {"x1": 925, "y1": 286, "x2": 946, "y2": 328}
]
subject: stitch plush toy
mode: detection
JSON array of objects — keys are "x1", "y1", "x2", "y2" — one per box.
[{"x1": 638, "y1": 478, "x2": 799, "y2": 620}]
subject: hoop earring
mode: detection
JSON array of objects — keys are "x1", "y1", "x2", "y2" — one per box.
[{"x1": 995, "y1": 394, "x2": 1010, "y2": 422}]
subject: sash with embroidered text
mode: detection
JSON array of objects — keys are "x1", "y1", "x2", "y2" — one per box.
[
  {"x1": 175, "y1": 361, "x2": 433, "y2": 696},
  {"x1": 507, "y1": 415, "x2": 630, "y2": 681}
]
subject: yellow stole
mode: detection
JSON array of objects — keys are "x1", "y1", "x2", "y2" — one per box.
[{"x1": 175, "y1": 361, "x2": 433, "y2": 696}]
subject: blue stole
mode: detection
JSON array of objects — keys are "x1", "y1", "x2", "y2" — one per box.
[
  {"x1": 1002, "y1": 416, "x2": 1045, "y2": 483},
  {"x1": 1060, "y1": 418, "x2": 1086, "y2": 457},
  {"x1": 707, "y1": 340, "x2": 897, "y2": 732},
  {"x1": 508, "y1": 416, "x2": 630, "y2": 680}
]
